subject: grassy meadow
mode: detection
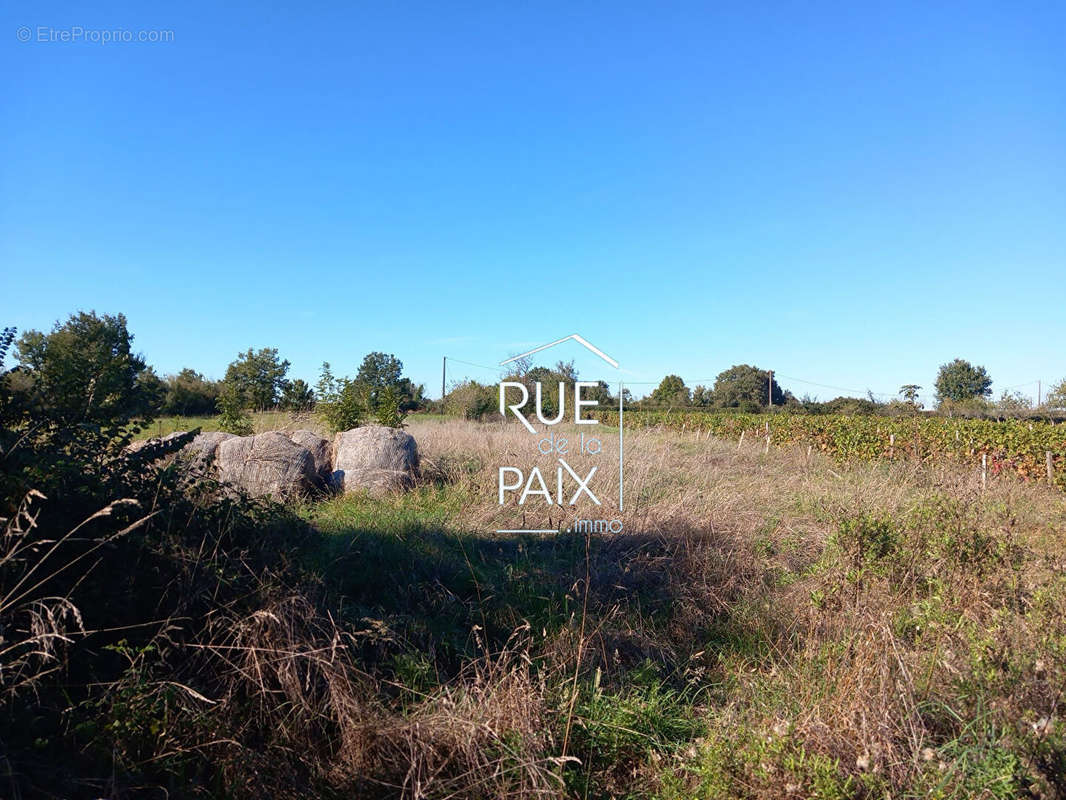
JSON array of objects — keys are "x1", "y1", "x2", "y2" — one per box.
[{"x1": 134, "y1": 411, "x2": 1066, "y2": 798}]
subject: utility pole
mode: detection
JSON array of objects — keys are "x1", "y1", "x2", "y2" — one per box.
[
  {"x1": 441, "y1": 356, "x2": 446, "y2": 415},
  {"x1": 767, "y1": 370, "x2": 773, "y2": 408},
  {"x1": 1038, "y1": 380, "x2": 1042, "y2": 408}
]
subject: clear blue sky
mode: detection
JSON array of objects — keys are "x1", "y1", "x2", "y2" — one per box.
[{"x1": 3, "y1": 1, "x2": 1064, "y2": 404}]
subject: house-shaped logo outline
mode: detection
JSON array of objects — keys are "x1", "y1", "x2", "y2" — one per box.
[
  {"x1": 499, "y1": 334, "x2": 619, "y2": 369},
  {"x1": 497, "y1": 333, "x2": 624, "y2": 516}
]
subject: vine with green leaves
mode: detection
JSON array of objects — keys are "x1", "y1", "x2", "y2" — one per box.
[{"x1": 593, "y1": 410, "x2": 1066, "y2": 489}]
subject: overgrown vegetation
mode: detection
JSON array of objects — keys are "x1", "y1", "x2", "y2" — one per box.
[
  {"x1": 0, "y1": 315, "x2": 325, "y2": 795},
  {"x1": 442, "y1": 378, "x2": 497, "y2": 420},
  {"x1": 161, "y1": 368, "x2": 220, "y2": 416},
  {"x1": 313, "y1": 354, "x2": 423, "y2": 433},
  {"x1": 4, "y1": 312, "x2": 1066, "y2": 798},
  {"x1": 298, "y1": 417, "x2": 1066, "y2": 798}
]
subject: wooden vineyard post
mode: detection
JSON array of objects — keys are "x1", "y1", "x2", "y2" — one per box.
[
  {"x1": 1049, "y1": 452, "x2": 1055, "y2": 485},
  {"x1": 982, "y1": 453, "x2": 987, "y2": 490},
  {"x1": 737, "y1": 430, "x2": 745, "y2": 451},
  {"x1": 764, "y1": 435, "x2": 770, "y2": 455}
]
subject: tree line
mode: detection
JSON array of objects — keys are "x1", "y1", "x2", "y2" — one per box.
[
  {"x1": 443, "y1": 360, "x2": 1066, "y2": 421},
  {"x1": 6, "y1": 313, "x2": 1064, "y2": 437},
  {"x1": 3, "y1": 311, "x2": 428, "y2": 438}
]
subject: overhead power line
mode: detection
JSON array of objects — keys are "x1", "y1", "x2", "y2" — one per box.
[
  {"x1": 774, "y1": 374, "x2": 897, "y2": 399},
  {"x1": 444, "y1": 356, "x2": 502, "y2": 372}
]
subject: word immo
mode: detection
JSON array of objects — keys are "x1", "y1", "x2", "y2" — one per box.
[{"x1": 499, "y1": 381, "x2": 601, "y2": 434}]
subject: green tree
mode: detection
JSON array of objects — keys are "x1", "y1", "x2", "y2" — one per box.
[
  {"x1": 374, "y1": 385, "x2": 404, "y2": 428},
  {"x1": 692, "y1": 385, "x2": 713, "y2": 407},
  {"x1": 354, "y1": 352, "x2": 424, "y2": 413},
  {"x1": 527, "y1": 364, "x2": 570, "y2": 418},
  {"x1": 316, "y1": 361, "x2": 338, "y2": 401},
  {"x1": 4, "y1": 315, "x2": 164, "y2": 503},
  {"x1": 163, "y1": 368, "x2": 220, "y2": 415},
  {"x1": 896, "y1": 384, "x2": 923, "y2": 415},
  {"x1": 279, "y1": 378, "x2": 314, "y2": 411},
  {"x1": 1046, "y1": 378, "x2": 1066, "y2": 410},
  {"x1": 649, "y1": 375, "x2": 691, "y2": 407},
  {"x1": 223, "y1": 348, "x2": 290, "y2": 410},
  {"x1": 137, "y1": 367, "x2": 168, "y2": 412},
  {"x1": 712, "y1": 364, "x2": 783, "y2": 411},
  {"x1": 355, "y1": 351, "x2": 402, "y2": 407},
  {"x1": 356, "y1": 351, "x2": 402, "y2": 385},
  {"x1": 216, "y1": 382, "x2": 253, "y2": 435},
  {"x1": 996, "y1": 390, "x2": 1032, "y2": 416},
  {"x1": 14, "y1": 311, "x2": 162, "y2": 428},
  {"x1": 582, "y1": 380, "x2": 616, "y2": 412},
  {"x1": 315, "y1": 362, "x2": 364, "y2": 433},
  {"x1": 934, "y1": 359, "x2": 992, "y2": 404},
  {"x1": 899, "y1": 384, "x2": 922, "y2": 406},
  {"x1": 398, "y1": 380, "x2": 426, "y2": 412},
  {"x1": 0, "y1": 326, "x2": 34, "y2": 498}
]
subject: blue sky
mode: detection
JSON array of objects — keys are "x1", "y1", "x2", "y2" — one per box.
[{"x1": 3, "y1": 1, "x2": 1064, "y2": 404}]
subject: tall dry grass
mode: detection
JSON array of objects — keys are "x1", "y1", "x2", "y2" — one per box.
[
  {"x1": 102, "y1": 414, "x2": 1066, "y2": 797},
  {"x1": 394, "y1": 417, "x2": 1066, "y2": 797},
  {"x1": 407, "y1": 415, "x2": 1056, "y2": 540}
]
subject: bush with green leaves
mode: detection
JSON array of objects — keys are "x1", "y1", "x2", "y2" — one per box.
[
  {"x1": 162, "y1": 367, "x2": 220, "y2": 415},
  {"x1": 443, "y1": 379, "x2": 496, "y2": 420},
  {"x1": 373, "y1": 384, "x2": 405, "y2": 428},
  {"x1": 995, "y1": 390, "x2": 1033, "y2": 416},
  {"x1": 1046, "y1": 378, "x2": 1066, "y2": 410},
  {"x1": 315, "y1": 362, "x2": 364, "y2": 433},
  {"x1": 711, "y1": 364, "x2": 786, "y2": 410},
  {"x1": 315, "y1": 354, "x2": 423, "y2": 432},
  {"x1": 0, "y1": 314, "x2": 333, "y2": 798},
  {"x1": 13, "y1": 311, "x2": 162, "y2": 429},
  {"x1": 3, "y1": 312, "x2": 163, "y2": 502},
  {"x1": 279, "y1": 377, "x2": 314, "y2": 411},
  {"x1": 354, "y1": 351, "x2": 425, "y2": 413},
  {"x1": 216, "y1": 382, "x2": 253, "y2": 435},
  {"x1": 935, "y1": 358, "x2": 992, "y2": 405},
  {"x1": 648, "y1": 374, "x2": 691, "y2": 407},
  {"x1": 819, "y1": 395, "x2": 883, "y2": 416},
  {"x1": 691, "y1": 384, "x2": 713, "y2": 407},
  {"x1": 222, "y1": 347, "x2": 290, "y2": 410}
]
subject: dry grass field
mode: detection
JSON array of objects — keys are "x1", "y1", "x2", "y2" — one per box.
[
  {"x1": 15, "y1": 406, "x2": 1064, "y2": 797},
  {"x1": 271, "y1": 415, "x2": 1066, "y2": 798}
]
